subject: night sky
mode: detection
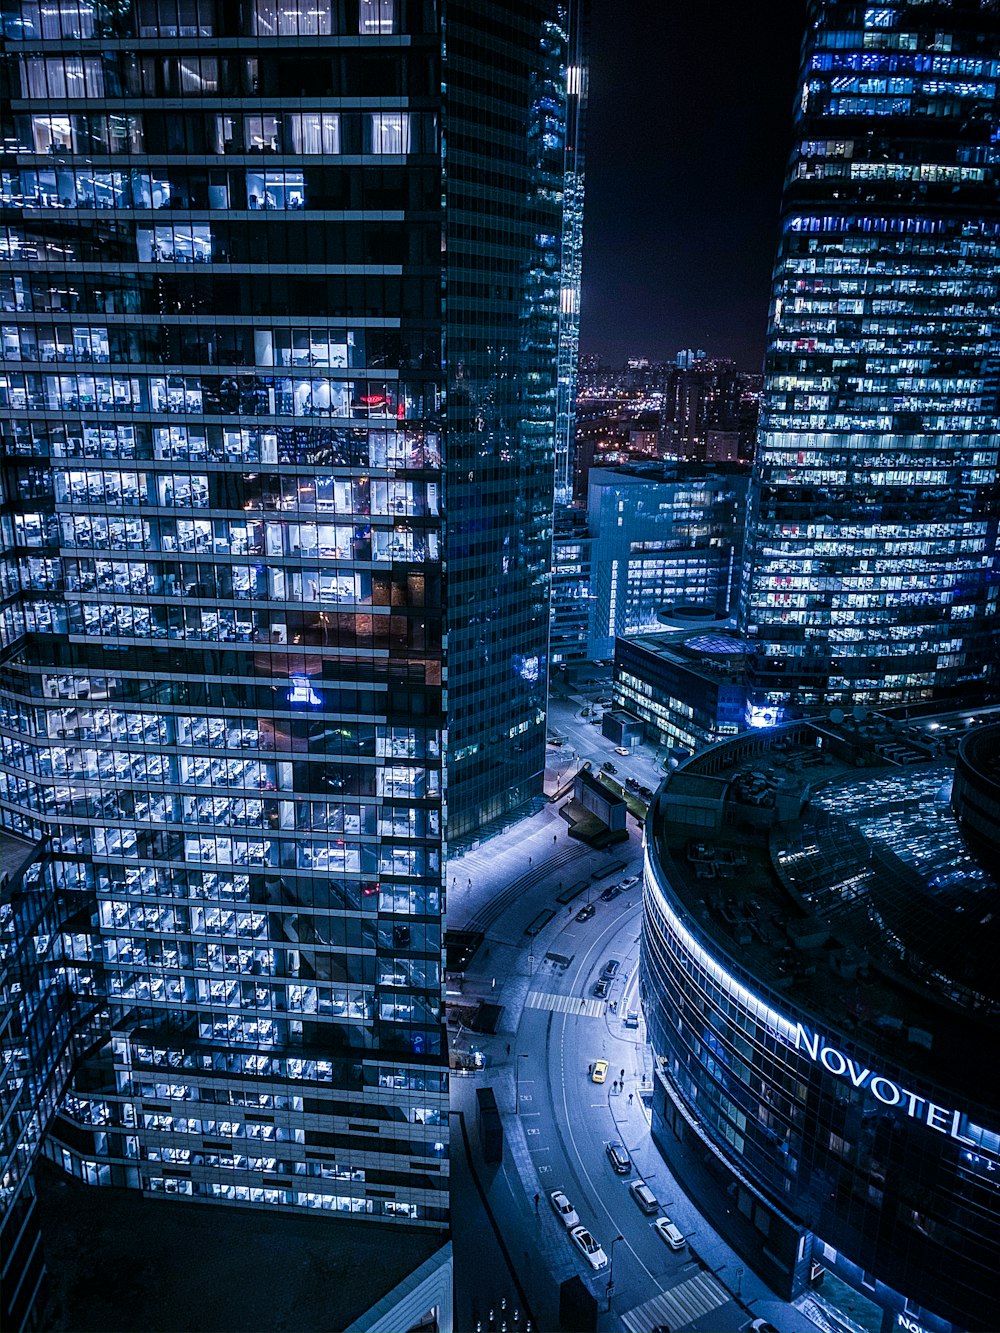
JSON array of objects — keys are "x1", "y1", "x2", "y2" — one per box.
[{"x1": 580, "y1": 0, "x2": 808, "y2": 370}]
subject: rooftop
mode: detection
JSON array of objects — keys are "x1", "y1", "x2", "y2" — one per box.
[
  {"x1": 589, "y1": 460, "x2": 748, "y2": 485},
  {"x1": 616, "y1": 628, "x2": 748, "y2": 684},
  {"x1": 35, "y1": 1159, "x2": 443, "y2": 1333},
  {"x1": 651, "y1": 709, "x2": 1000, "y2": 1116}
]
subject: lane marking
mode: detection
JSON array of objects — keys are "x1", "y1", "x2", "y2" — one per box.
[
  {"x1": 525, "y1": 990, "x2": 606, "y2": 1017},
  {"x1": 555, "y1": 1007, "x2": 658, "y2": 1285},
  {"x1": 622, "y1": 1271, "x2": 729, "y2": 1333}
]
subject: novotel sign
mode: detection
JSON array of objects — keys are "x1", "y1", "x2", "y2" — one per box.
[{"x1": 792, "y1": 1023, "x2": 979, "y2": 1148}]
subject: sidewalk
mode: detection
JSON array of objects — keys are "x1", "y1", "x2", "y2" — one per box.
[{"x1": 451, "y1": 1074, "x2": 562, "y2": 1333}]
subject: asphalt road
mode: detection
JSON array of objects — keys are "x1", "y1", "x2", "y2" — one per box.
[
  {"x1": 452, "y1": 706, "x2": 819, "y2": 1333},
  {"x1": 508, "y1": 883, "x2": 748, "y2": 1330},
  {"x1": 547, "y1": 694, "x2": 669, "y2": 799}
]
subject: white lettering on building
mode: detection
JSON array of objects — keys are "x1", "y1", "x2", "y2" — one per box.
[{"x1": 792, "y1": 1023, "x2": 981, "y2": 1149}]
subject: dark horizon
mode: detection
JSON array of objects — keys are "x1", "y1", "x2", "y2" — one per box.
[{"x1": 580, "y1": 0, "x2": 808, "y2": 370}]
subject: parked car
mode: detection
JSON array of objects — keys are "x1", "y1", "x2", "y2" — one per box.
[
  {"x1": 624, "y1": 1010, "x2": 640, "y2": 1029},
  {"x1": 654, "y1": 1216, "x2": 686, "y2": 1250},
  {"x1": 602, "y1": 958, "x2": 621, "y2": 979},
  {"x1": 570, "y1": 1225, "x2": 608, "y2": 1270},
  {"x1": 575, "y1": 902, "x2": 596, "y2": 923},
  {"x1": 592, "y1": 977, "x2": 610, "y2": 998},
  {"x1": 629, "y1": 1179, "x2": 659, "y2": 1215},
  {"x1": 599, "y1": 884, "x2": 621, "y2": 903},
  {"x1": 549, "y1": 1190, "x2": 579, "y2": 1229},
  {"x1": 606, "y1": 1140, "x2": 631, "y2": 1174},
  {"x1": 600, "y1": 761, "x2": 617, "y2": 775},
  {"x1": 614, "y1": 746, "x2": 630, "y2": 756},
  {"x1": 621, "y1": 875, "x2": 640, "y2": 889}
]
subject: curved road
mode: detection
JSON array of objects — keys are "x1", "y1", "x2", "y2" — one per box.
[{"x1": 490, "y1": 859, "x2": 756, "y2": 1333}]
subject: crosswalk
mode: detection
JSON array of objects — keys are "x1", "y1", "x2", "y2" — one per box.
[
  {"x1": 622, "y1": 1271, "x2": 729, "y2": 1333},
  {"x1": 524, "y1": 989, "x2": 606, "y2": 1018}
]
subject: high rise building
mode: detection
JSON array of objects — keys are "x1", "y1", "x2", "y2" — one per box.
[
  {"x1": 0, "y1": 0, "x2": 578, "y2": 1303},
  {"x1": 553, "y1": 0, "x2": 588, "y2": 509},
  {"x1": 641, "y1": 709, "x2": 1000, "y2": 1333},
  {"x1": 739, "y1": 0, "x2": 1000, "y2": 718},
  {"x1": 674, "y1": 347, "x2": 706, "y2": 370},
  {"x1": 666, "y1": 357, "x2": 743, "y2": 461},
  {"x1": 443, "y1": 2, "x2": 576, "y2": 839},
  {"x1": 549, "y1": 506, "x2": 594, "y2": 666}
]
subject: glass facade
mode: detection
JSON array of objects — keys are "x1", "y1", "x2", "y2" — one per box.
[
  {"x1": 444, "y1": 2, "x2": 572, "y2": 838},
  {"x1": 640, "y1": 726, "x2": 1000, "y2": 1333},
  {"x1": 739, "y1": 0, "x2": 1000, "y2": 713},
  {"x1": 553, "y1": 0, "x2": 587, "y2": 508},
  {"x1": 0, "y1": 0, "x2": 575, "y2": 1239},
  {"x1": 587, "y1": 464, "x2": 748, "y2": 660},
  {"x1": 549, "y1": 507, "x2": 594, "y2": 666},
  {"x1": 612, "y1": 633, "x2": 746, "y2": 753}
]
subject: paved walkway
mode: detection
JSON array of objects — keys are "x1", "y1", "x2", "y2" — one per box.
[{"x1": 449, "y1": 1104, "x2": 538, "y2": 1333}]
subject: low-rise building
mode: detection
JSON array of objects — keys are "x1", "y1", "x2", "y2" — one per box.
[
  {"x1": 613, "y1": 631, "x2": 749, "y2": 754},
  {"x1": 586, "y1": 464, "x2": 748, "y2": 661}
]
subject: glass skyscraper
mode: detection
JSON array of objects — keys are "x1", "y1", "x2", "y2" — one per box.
[
  {"x1": 553, "y1": 0, "x2": 587, "y2": 510},
  {"x1": 442, "y1": 2, "x2": 574, "y2": 839},
  {"x1": 739, "y1": 0, "x2": 1000, "y2": 717},
  {"x1": 0, "y1": 0, "x2": 576, "y2": 1269}
]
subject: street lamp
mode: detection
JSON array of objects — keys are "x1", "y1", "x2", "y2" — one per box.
[
  {"x1": 515, "y1": 1053, "x2": 529, "y2": 1113},
  {"x1": 606, "y1": 1234, "x2": 624, "y2": 1311}
]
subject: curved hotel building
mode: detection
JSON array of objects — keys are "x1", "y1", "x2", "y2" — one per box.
[{"x1": 641, "y1": 715, "x2": 1000, "y2": 1333}]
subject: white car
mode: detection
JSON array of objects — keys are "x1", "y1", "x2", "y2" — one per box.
[
  {"x1": 549, "y1": 1189, "x2": 579, "y2": 1229},
  {"x1": 620, "y1": 875, "x2": 640, "y2": 889},
  {"x1": 654, "y1": 1215, "x2": 686, "y2": 1250},
  {"x1": 570, "y1": 1224, "x2": 608, "y2": 1270}
]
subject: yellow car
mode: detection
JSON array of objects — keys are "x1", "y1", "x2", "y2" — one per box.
[{"x1": 592, "y1": 1059, "x2": 609, "y2": 1084}]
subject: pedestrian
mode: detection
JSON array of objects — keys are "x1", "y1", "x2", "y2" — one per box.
[
  {"x1": 534, "y1": 1192, "x2": 540, "y2": 1215},
  {"x1": 468, "y1": 877, "x2": 472, "y2": 887},
  {"x1": 506, "y1": 1042, "x2": 511, "y2": 1056},
  {"x1": 588, "y1": 1063, "x2": 593, "y2": 1076},
  {"x1": 612, "y1": 1079, "x2": 618, "y2": 1094},
  {"x1": 553, "y1": 834, "x2": 557, "y2": 844},
  {"x1": 579, "y1": 997, "x2": 585, "y2": 1008},
  {"x1": 620, "y1": 1068, "x2": 625, "y2": 1082},
  {"x1": 628, "y1": 1092, "x2": 633, "y2": 1106},
  {"x1": 528, "y1": 856, "x2": 532, "y2": 866}
]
